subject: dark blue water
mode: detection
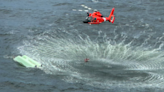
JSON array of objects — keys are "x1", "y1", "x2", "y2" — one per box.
[{"x1": 1, "y1": 0, "x2": 164, "y2": 92}]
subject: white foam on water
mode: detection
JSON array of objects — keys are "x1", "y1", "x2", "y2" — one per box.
[{"x1": 17, "y1": 29, "x2": 164, "y2": 89}]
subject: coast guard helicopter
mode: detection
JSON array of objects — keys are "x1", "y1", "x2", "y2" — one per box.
[{"x1": 73, "y1": 5, "x2": 115, "y2": 24}]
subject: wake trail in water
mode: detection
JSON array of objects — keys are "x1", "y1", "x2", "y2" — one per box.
[{"x1": 17, "y1": 28, "x2": 164, "y2": 89}]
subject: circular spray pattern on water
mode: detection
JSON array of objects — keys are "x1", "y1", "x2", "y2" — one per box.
[{"x1": 18, "y1": 29, "x2": 164, "y2": 88}]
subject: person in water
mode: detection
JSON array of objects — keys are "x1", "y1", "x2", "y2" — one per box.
[{"x1": 84, "y1": 58, "x2": 89, "y2": 62}]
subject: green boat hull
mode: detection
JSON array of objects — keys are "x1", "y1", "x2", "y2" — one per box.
[{"x1": 13, "y1": 55, "x2": 41, "y2": 68}]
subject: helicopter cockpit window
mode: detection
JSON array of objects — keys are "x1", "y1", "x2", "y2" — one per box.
[
  {"x1": 85, "y1": 17, "x2": 92, "y2": 22},
  {"x1": 87, "y1": 17, "x2": 92, "y2": 21}
]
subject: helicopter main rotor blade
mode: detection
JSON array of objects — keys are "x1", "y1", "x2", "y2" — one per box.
[
  {"x1": 72, "y1": 9, "x2": 89, "y2": 12},
  {"x1": 81, "y1": 5, "x2": 93, "y2": 10},
  {"x1": 72, "y1": 4, "x2": 97, "y2": 12}
]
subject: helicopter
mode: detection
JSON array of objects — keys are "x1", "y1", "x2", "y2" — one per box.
[
  {"x1": 73, "y1": 5, "x2": 115, "y2": 24},
  {"x1": 83, "y1": 8, "x2": 115, "y2": 24}
]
